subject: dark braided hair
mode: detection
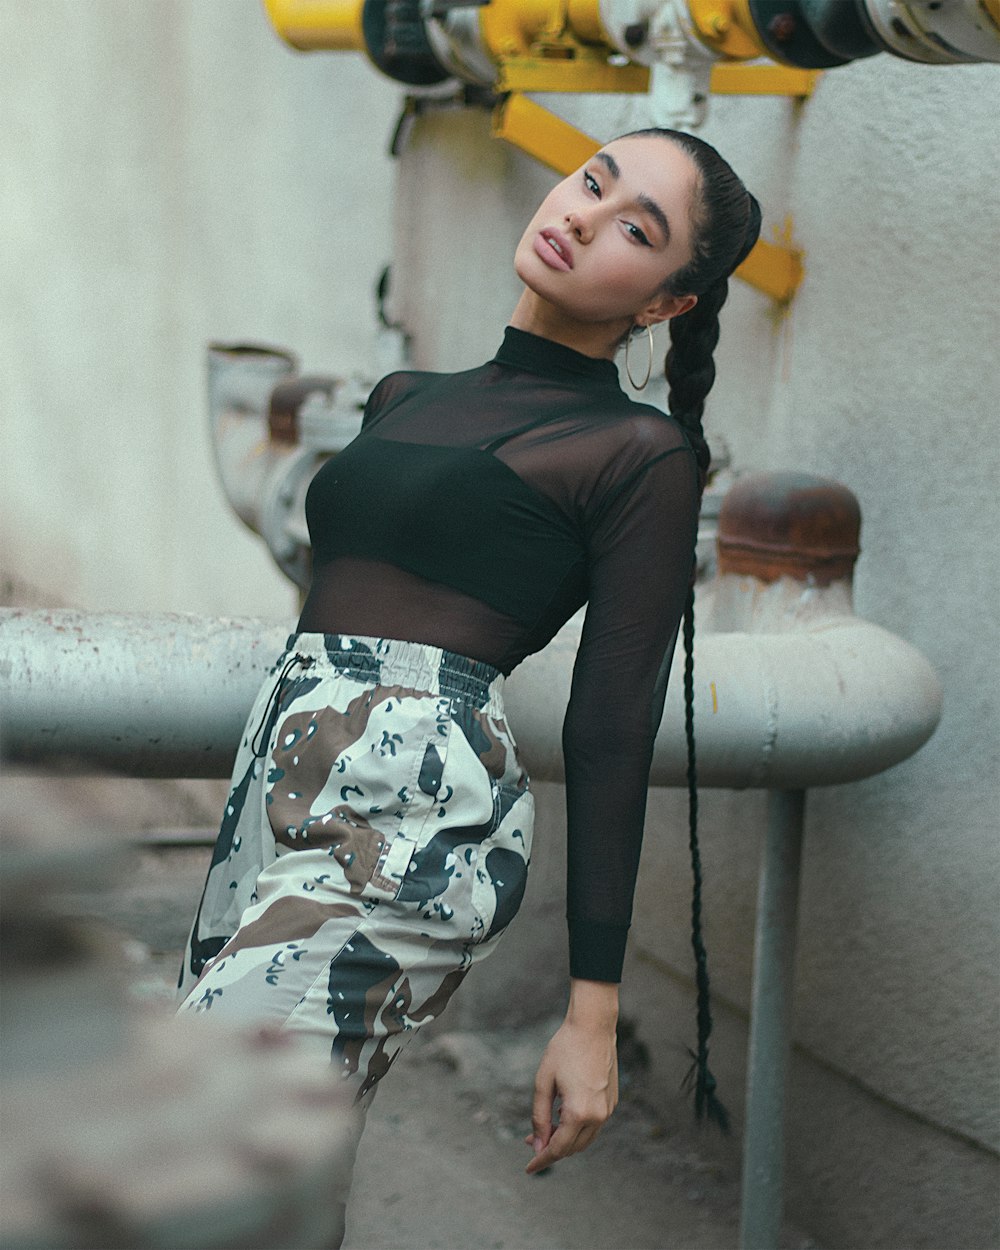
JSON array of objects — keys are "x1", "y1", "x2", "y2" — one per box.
[
  {"x1": 626, "y1": 129, "x2": 761, "y2": 1131},
  {"x1": 628, "y1": 127, "x2": 762, "y2": 476}
]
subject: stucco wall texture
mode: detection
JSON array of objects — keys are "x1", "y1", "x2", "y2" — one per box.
[
  {"x1": 391, "y1": 61, "x2": 1000, "y2": 1250},
  {"x1": 0, "y1": 1, "x2": 400, "y2": 616},
  {"x1": 3, "y1": 4, "x2": 998, "y2": 1247}
]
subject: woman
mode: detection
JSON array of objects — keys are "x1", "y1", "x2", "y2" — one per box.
[{"x1": 178, "y1": 127, "x2": 760, "y2": 1190}]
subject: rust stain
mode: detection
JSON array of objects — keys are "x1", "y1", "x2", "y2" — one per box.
[
  {"x1": 268, "y1": 375, "x2": 338, "y2": 446},
  {"x1": 717, "y1": 471, "x2": 861, "y2": 587}
]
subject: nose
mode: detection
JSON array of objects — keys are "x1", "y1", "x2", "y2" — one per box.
[{"x1": 565, "y1": 208, "x2": 594, "y2": 244}]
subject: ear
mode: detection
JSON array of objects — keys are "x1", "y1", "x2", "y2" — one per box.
[{"x1": 640, "y1": 292, "x2": 697, "y2": 326}]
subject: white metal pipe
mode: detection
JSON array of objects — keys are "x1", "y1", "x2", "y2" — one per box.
[
  {"x1": 739, "y1": 789, "x2": 806, "y2": 1250},
  {"x1": 0, "y1": 611, "x2": 289, "y2": 777},
  {"x1": 510, "y1": 606, "x2": 943, "y2": 789},
  {"x1": 0, "y1": 599, "x2": 942, "y2": 785}
]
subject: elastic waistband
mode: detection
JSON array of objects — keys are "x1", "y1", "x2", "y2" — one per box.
[{"x1": 283, "y1": 632, "x2": 506, "y2": 715}]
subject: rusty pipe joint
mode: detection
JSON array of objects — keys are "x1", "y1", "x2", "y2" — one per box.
[
  {"x1": 716, "y1": 470, "x2": 861, "y2": 588},
  {"x1": 207, "y1": 343, "x2": 367, "y2": 590}
]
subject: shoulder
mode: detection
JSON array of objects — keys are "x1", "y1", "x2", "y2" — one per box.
[
  {"x1": 592, "y1": 396, "x2": 696, "y2": 475},
  {"x1": 566, "y1": 397, "x2": 699, "y2": 534},
  {"x1": 362, "y1": 368, "x2": 442, "y2": 426},
  {"x1": 366, "y1": 369, "x2": 438, "y2": 409}
]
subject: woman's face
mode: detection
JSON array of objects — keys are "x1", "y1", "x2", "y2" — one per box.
[{"x1": 514, "y1": 135, "x2": 700, "y2": 332}]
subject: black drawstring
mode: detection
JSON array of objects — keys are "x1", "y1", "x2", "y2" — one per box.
[{"x1": 251, "y1": 653, "x2": 314, "y2": 758}]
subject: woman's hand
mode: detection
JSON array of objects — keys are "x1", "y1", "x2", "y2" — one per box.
[{"x1": 524, "y1": 978, "x2": 620, "y2": 1174}]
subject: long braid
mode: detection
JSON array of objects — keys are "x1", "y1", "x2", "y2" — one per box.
[
  {"x1": 669, "y1": 279, "x2": 732, "y2": 1130},
  {"x1": 622, "y1": 128, "x2": 761, "y2": 1130},
  {"x1": 681, "y1": 586, "x2": 729, "y2": 1131},
  {"x1": 666, "y1": 275, "x2": 731, "y2": 479}
]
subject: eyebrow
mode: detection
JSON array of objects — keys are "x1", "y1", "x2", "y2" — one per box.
[
  {"x1": 595, "y1": 150, "x2": 620, "y2": 180},
  {"x1": 595, "y1": 150, "x2": 672, "y2": 244}
]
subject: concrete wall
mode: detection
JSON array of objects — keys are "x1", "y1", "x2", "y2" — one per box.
[
  {"x1": 389, "y1": 61, "x2": 1000, "y2": 1250},
  {"x1": 0, "y1": 0, "x2": 401, "y2": 616}
]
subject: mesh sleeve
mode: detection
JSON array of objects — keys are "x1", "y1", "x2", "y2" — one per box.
[{"x1": 562, "y1": 445, "x2": 700, "y2": 982}]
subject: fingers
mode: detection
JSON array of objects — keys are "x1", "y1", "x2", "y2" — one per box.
[
  {"x1": 524, "y1": 1021, "x2": 620, "y2": 1174},
  {"x1": 525, "y1": 1115, "x2": 601, "y2": 1174},
  {"x1": 525, "y1": 1081, "x2": 619, "y2": 1173},
  {"x1": 530, "y1": 1068, "x2": 556, "y2": 1149}
]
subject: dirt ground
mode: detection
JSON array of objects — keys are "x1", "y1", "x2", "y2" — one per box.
[{"x1": 343, "y1": 1020, "x2": 815, "y2": 1250}]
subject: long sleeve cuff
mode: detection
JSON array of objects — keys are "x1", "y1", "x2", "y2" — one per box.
[{"x1": 567, "y1": 917, "x2": 630, "y2": 983}]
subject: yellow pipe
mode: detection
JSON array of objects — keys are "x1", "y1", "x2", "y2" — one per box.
[
  {"x1": 733, "y1": 236, "x2": 803, "y2": 303},
  {"x1": 262, "y1": 0, "x2": 365, "y2": 52},
  {"x1": 482, "y1": 0, "x2": 647, "y2": 91},
  {"x1": 710, "y1": 64, "x2": 821, "y2": 95},
  {"x1": 688, "y1": 0, "x2": 768, "y2": 59},
  {"x1": 497, "y1": 56, "x2": 650, "y2": 92},
  {"x1": 565, "y1": 0, "x2": 608, "y2": 45},
  {"x1": 479, "y1": 0, "x2": 560, "y2": 59},
  {"x1": 492, "y1": 93, "x2": 601, "y2": 174},
  {"x1": 262, "y1": 0, "x2": 819, "y2": 100}
]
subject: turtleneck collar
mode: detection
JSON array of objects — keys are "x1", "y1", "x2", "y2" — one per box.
[{"x1": 493, "y1": 326, "x2": 622, "y2": 391}]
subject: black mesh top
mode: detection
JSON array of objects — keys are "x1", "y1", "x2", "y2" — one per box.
[{"x1": 299, "y1": 326, "x2": 700, "y2": 981}]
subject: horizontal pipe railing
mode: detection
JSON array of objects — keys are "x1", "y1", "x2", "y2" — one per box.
[{"x1": 0, "y1": 604, "x2": 942, "y2": 787}]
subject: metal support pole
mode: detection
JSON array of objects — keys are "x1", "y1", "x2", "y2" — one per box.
[{"x1": 739, "y1": 788, "x2": 806, "y2": 1250}]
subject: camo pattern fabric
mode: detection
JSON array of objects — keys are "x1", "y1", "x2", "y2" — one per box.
[{"x1": 177, "y1": 634, "x2": 533, "y2": 1104}]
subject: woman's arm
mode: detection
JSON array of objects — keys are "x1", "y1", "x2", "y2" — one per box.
[
  {"x1": 562, "y1": 440, "x2": 700, "y2": 980},
  {"x1": 525, "y1": 430, "x2": 700, "y2": 1170},
  {"x1": 525, "y1": 978, "x2": 620, "y2": 1174}
]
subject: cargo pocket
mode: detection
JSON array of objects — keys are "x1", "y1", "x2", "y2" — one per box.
[{"x1": 363, "y1": 714, "x2": 453, "y2": 901}]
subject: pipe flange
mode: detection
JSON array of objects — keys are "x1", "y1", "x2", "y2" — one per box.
[
  {"x1": 362, "y1": 0, "x2": 454, "y2": 84},
  {"x1": 860, "y1": 0, "x2": 999, "y2": 64},
  {"x1": 746, "y1": 0, "x2": 854, "y2": 66},
  {"x1": 797, "y1": 0, "x2": 882, "y2": 60}
]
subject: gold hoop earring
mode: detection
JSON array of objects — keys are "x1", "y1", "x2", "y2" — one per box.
[{"x1": 625, "y1": 323, "x2": 654, "y2": 391}]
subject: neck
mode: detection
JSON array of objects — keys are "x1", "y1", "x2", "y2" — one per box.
[{"x1": 508, "y1": 290, "x2": 629, "y2": 361}]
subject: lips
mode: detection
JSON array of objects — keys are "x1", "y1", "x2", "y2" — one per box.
[{"x1": 534, "y1": 228, "x2": 573, "y2": 272}]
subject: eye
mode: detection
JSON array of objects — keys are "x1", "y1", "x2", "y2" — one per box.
[
  {"x1": 583, "y1": 170, "x2": 600, "y2": 196},
  {"x1": 624, "y1": 221, "x2": 652, "y2": 247}
]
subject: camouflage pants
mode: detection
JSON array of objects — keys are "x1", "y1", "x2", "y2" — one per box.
[{"x1": 177, "y1": 633, "x2": 533, "y2": 1105}]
